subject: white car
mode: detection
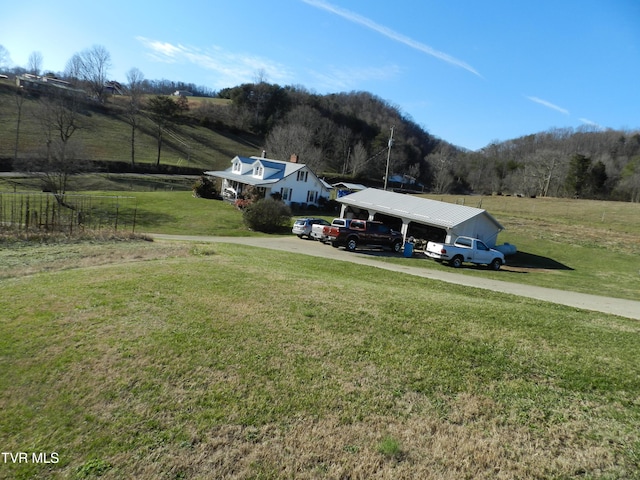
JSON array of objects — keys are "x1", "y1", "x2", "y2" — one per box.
[{"x1": 292, "y1": 218, "x2": 330, "y2": 239}]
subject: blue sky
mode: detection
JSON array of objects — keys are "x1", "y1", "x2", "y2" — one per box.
[{"x1": 1, "y1": 0, "x2": 639, "y2": 150}]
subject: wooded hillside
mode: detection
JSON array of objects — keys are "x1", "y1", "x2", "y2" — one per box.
[
  {"x1": 442, "y1": 128, "x2": 640, "y2": 202},
  {"x1": 1, "y1": 76, "x2": 638, "y2": 201}
]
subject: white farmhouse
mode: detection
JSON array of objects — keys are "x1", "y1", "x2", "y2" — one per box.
[{"x1": 204, "y1": 154, "x2": 332, "y2": 207}]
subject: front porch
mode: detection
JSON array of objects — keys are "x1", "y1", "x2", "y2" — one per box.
[{"x1": 221, "y1": 179, "x2": 269, "y2": 204}]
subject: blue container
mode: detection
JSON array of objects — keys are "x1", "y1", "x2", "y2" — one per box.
[{"x1": 403, "y1": 242, "x2": 414, "y2": 257}]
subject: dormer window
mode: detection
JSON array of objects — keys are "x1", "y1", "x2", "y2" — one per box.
[
  {"x1": 233, "y1": 162, "x2": 241, "y2": 172},
  {"x1": 254, "y1": 165, "x2": 264, "y2": 177}
]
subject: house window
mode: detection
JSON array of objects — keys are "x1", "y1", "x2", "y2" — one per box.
[
  {"x1": 281, "y1": 187, "x2": 292, "y2": 201},
  {"x1": 233, "y1": 162, "x2": 241, "y2": 172},
  {"x1": 297, "y1": 170, "x2": 308, "y2": 182},
  {"x1": 254, "y1": 165, "x2": 263, "y2": 177},
  {"x1": 307, "y1": 190, "x2": 318, "y2": 203}
]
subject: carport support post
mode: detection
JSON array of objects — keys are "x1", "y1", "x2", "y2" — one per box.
[{"x1": 401, "y1": 222, "x2": 409, "y2": 244}]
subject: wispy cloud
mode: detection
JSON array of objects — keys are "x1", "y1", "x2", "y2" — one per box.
[
  {"x1": 302, "y1": 0, "x2": 481, "y2": 77},
  {"x1": 137, "y1": 38, "x2": 186, "y2": 62},
  {"x1": 136, "y1": 36, "x2": 293, "y2": 87},
  {"x1": 309, "y1": 64, "x2": 402, "y2": 91},
  {"x1": 526, "y1": 96, "x2": 570, "y2": 115},
  {"x1": 579, "y1": 118, "x2": 604, "y2": 130}
]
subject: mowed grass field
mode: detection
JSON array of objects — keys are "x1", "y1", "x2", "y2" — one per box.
[
  {"x1": 105, "y1": 188, "x2": 639, "y2": 300},
  {"x1": 417, "y1": 194, "x2": 640, "y2": 300},
  {"x1": 0, "y1": 81, "x2": 261, "y2": 170},
  {"x1": 1, "y1": 189, "x2": 639, "y2": 479}
]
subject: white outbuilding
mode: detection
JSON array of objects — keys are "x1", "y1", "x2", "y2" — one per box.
[{"x1": 335, "y1": 188, "x2": 505, "y2": 247}]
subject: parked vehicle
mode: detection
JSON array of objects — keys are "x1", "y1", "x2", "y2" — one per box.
[
  {"x1": 310, "y1": 218, "x2": 353, "y2": 243},
  {"x1": 326, "y1": 219, "x2": 403, "y2": 252},
  {"x1": 425, "y1": 236, "x2": 505, "y2": 270},
  {"x1": 292, "y1": 218, "x2": 330, "y2": 239}
]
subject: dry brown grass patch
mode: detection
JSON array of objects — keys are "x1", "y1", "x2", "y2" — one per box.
[{"x1": 81, "y1": 407, "x2": 624, "y2": 480}]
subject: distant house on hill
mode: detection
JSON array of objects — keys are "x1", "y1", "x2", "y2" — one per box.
[
  {"x1": 173, "y1": 90, "x2": 193, "y2": 97},
  {"x1": 16, "y1": 74, "x2": 84, "y2": 96},
  {"x1": 204, "y1": 154, "x2": 332, "y2": 207},
  {"x1": 332, "y1": 182, "x2": 367, "y2": 198},
  {"x1": 104, "y1": 80, "x2": 124, "y2": 95}
]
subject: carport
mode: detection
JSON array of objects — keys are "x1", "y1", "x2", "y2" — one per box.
[{"x1": 336, "y1": 188, "x2": 504, "y2": 247}]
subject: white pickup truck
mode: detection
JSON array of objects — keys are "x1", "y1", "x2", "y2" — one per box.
[
  {"x1": 310, "y1": 218, "x2": 352, "y2": 243},
  {"x1": 425, "y1": 236, "x2": 505, "y2": 270}
]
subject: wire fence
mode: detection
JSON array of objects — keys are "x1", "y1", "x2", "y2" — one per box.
[{"x1": 0, "y1": 193, "x2": 138, "y2": 234}]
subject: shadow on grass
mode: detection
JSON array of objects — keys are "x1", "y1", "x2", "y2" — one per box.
[
  {"x1": 133, "y1": 209, "x2": 181, "y2": 229},
  {"x1": 349, "y1": 247, "x2": 574, "y2": 271},
  {"x1": 506, "y1": 251, "x2": 574, "y2": 270}
]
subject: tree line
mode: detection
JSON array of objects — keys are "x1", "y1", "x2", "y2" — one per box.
[
  {"x1": 433, "y1": 128, "x2": 640, "y2": 202},
  {"x1": 1, "y1": 43, "x2": 639, "y2": 202},
  {"x1": 0, "y1": 44, "x2": 215, "y2": 99},
  {"x1": 199, "y1": 83, "x2": 640, "y2": 202}
]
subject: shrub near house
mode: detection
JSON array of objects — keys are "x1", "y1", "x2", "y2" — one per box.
[{"x1": 242, "y1": 198, "x2": 292, "y2": 233}]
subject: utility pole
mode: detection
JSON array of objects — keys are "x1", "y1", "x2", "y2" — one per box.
[{"x1": 383, "y1": 125, "x2": 394, "y2": 191}]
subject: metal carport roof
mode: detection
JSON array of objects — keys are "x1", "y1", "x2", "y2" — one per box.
[{"x1": 336, "y1": 188, "x2": 504, "y2": 231}]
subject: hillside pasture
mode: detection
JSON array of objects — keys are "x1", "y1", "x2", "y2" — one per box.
[
  {"x1": 1, "y1": 241, "x2": 639, "y2": 479},
  {"x1": 0, "y1": 81, "x2": 261, "y2": 170}
]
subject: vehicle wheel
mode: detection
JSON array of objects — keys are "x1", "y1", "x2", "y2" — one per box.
[
  {"x1": 490, "y1": 258, "x2": 502, "y2": 270},
  {"x1": 297, "y1": 234, "x2": 303, "y2": 238},
  {"x1": 331, "y1": 241, "x2": 339, "y2": 248},
  {"x1": 392, "y1": 241, "x2": 402, "y2": 253},
  {"x1": 450, "y1": 256, "x2": 464, "y2": 268},
  {"x1": 346, "y1": 238, "x2": 358, "y2": 252}
]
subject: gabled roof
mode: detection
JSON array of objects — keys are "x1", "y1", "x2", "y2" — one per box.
[
  {"x1": 336, "y1": 188, "x2": 504, "y2": 230},
  {"x1": 333, "y1": 182, "x2": 367, "y2": 191},
  {"x1": 257, "y1": 159, "x2": 286, "y2": 172},
  {"x1": 320, "y1": 178, "x2": 334, "y2": 190},
  {"x1": 204, "y1": 155, "x2": 306, "y2": 186},
  {"x1": 235, "y1": 156, "x2": 255, "y2": 164}
]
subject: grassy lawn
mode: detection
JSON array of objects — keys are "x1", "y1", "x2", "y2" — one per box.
[
  {"x1": 135, "y1": 192, "x2": 639, "y2": 300},
  {"x1": 131, "y1": 191, "x2": 272, "y2": 237},
  {"x1": 1, "y1": 183, "x2": 638, "y2": 299},
  {"x1": 1, "y1": 241, "x2": 639, "y2": 479}
]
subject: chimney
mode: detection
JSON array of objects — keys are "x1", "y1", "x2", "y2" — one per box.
[
  {"x1": 261, "y1": 150, "x2": 267, "y2": 158},
  {"x1": 290, "y1": 153, "x2": 299, "y2": 163}
]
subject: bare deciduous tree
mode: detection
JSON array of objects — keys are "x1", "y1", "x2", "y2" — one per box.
[
  {"x1": 13, "y1": 88, "x2": 27, "y2": 162},
  {"x1": 350, "y1": 141, "x2": 368, "y2": 177},
  {"x1": 0, "y1": 44, "x2": 10, "y2": 69},
  {"x1": 65, "y1": 45, "x2": 112, "y2": 103},
  {"x1": 27, "y1": 51, "x2": 43, "y2": 76},
  {"x1": 265, "y1": 123, "x2": 323, "y2": 170},
  {"x1": 426, "y1": 145, "x2": 457, "y2": 194},
  {"x1": 124, "y1": 67, "x2": 145, "y2": 166},
  {"x1": 147, "y1": 95, "x2": 181, "y2": 167},
  {"x1": 17, "y1": 90, "x2": 85, "y2": 202},
  {"x1": 333, "y1": 126, "x2": 353, "y2": 175}
]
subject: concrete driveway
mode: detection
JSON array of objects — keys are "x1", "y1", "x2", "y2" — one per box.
[{"x1": 152, "y1": 234, "x2": 640, "y2": 321}]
